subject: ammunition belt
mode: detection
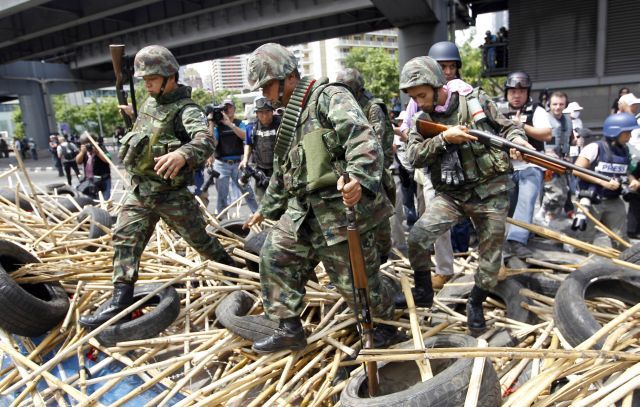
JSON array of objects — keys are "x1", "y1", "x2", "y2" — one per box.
[{"x1": 274, "y1": 77, "x2": 316, "y2": 161}]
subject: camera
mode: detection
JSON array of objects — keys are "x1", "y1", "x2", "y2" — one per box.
[
  {"x1": 571, "y1": 189, "x2": 599, "y2": 231},
  {"x1": 205, "y1": 104, "x2": 225, "y2": 125},
  {"x1": 239, "y1": 165, "x2": 269, "y2": 189},
  {"x1": 85, "y1": 143, "x2": 93, "y2": 152}
]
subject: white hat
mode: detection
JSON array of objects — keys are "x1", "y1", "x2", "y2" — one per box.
[
  {"x1": 563, "y1": 101, "x2": 583, "y2": 114},
  {"x1": 619, "y1": 93, "x2": 640, "y2": 106}
]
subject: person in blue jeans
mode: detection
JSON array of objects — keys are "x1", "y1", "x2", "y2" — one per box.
[
  {"x1": 209, "y1": 99, "x2": 258, "y2": 214},
  {"x1": 498, "y1": 72, "x2": 552, "y2": 258}
]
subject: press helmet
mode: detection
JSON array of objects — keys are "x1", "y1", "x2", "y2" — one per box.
[
  {"x1": 133, "y1": 45, "x2": 179, "y2": 78},
  {"x1": 504, "y1": 71, "x2": 531, "y2": 99},
  {"x1": 247, "y1": 43, "x2": 298, "y2": 91},
  {"x1": 603, "y1": 113, "x2": 640, "y2": 139},
  {"x1": 427, "y1": 41, "x2": 462, "y2": 68},
  {"x1": 335, "y1": 68, "x2": 365, "y2": 97},
  {"x1": 399, "y1": 56, "x2": 446, "y2": 92}
]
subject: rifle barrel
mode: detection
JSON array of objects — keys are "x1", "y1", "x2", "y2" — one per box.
[{"x1": 467, "y1": 129, "x2": 610, "y2": 182}]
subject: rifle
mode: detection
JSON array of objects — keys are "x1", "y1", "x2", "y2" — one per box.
[
  {"x1": 110, "y1": 44, "x2": 137, "y2": 129},
  {"x1": 415, "y1": 118, "x2": 612, "y2": 185},
  {"x1": 343, "y1": 172, "x2": 379, "y2": 397}
]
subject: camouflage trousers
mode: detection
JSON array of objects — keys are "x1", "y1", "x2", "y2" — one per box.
[
  {"x1": 408, "y1": 192, "x2": 509, "y2": 290},
  {"x1": 375, "y1": 219, "x2": 391, "y2": 261},
  {"x1": 260, "y1": 212, "x2": 396, "y2": 321},
  {"x1": 112, "y1": 188, "x2": 228, "y2": 284}
]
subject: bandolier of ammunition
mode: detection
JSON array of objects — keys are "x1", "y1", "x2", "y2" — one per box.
[{"x1": 273, "y1": 77, "x2": 316, "y2": 161}]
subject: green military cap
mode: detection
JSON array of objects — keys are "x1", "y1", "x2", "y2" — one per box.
[
  {"x1": 399, "y1": 56, "x2": 446, "y2": 91},
  {"x1": 247, "y1": 43, "x2": 298, "y2": 91}
]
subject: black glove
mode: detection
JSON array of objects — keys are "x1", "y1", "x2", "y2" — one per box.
[{"x1": 441, "y1": 149, "x2": 464, "y2": 185}]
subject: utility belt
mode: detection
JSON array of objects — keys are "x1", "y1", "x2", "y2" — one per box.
[{"x1": 217, "y1": 158, "x2": 241, "y2": 165}]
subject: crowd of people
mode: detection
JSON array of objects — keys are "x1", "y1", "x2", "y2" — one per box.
[{"x1": 76, "y1": 42, "x2": 639, "y2": 355}]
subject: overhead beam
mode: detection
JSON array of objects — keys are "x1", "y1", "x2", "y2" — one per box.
[
  {"x1": 0, "y1": 0, "x2": 49, "y2": 19},
  {"x1": 0, "y1": 0, "x2": 162, "y2": 47}
]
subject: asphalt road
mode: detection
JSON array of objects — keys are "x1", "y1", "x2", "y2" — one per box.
[{"x1": 0, "y1": 148, "x2": 253, "y2": 221}]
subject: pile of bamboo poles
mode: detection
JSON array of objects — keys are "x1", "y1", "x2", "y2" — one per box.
[{"x1": 0, "y1": 166, "x2": 638, "y2": 406}]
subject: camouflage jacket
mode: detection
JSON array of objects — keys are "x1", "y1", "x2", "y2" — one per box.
[
  {"x1": 119, "y1": 85, "x2": 213, "y2": 195},
  {"x1": 260, "y1": 77, "x2": 393, "y2": 246},
  {"x1": 360, "y1": 94, "x2": 394, "y2": 169},
  {"x1": 407, "y1": 88, "x2": 526, "y2": 201}
]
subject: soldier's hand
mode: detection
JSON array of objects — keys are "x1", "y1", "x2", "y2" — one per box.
[
  {"x1": 118, "y1": 104, "x2": 135, "y2": 120},
  {"x1": 154, "y1": 152, "x2": 187, "y2": 180},
  {"x1": 442, "y1": 125, "x2": 477, "y2": 144},
  {"x1": 337, "y1": 174, "x2": 362, "y2": 207},
  {"x1": 605, "y1": 178, "x2": 621, "y2": 191},
  {"x1": 509, "y1": 137, "x2": 535, "y2": 160},
  {"x1": 243, "y1": 212, "x2": 264, "y2": 229}
]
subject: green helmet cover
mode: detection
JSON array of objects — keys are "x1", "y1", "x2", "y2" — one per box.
[
  {"x1": 399, "y1": 56, "x2": 446, "y2": 91},
  {"x1": 133, "y1": 45, "x2": 179, "y2": 78},
  {"x1": 247, "y1": 43, "x2": 298, "y2": 91}
]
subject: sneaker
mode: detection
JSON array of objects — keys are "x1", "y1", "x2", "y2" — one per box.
[{"x1": 431, "y1": 274, "x2": 452, "y2": 289}]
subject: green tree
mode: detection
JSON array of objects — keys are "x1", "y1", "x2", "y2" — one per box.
[
  {"x1": 458, "y1": 39, "x2": 505, "y2": 99},
  {"x1": 191, "y1": 88, "x2": 214, "y2": 108},
  {"x1": 343, "y1": 47, "x2": 399, "y2": 105},
  {"x1": 53, "y1": 94, "x2": 122, "y2": 138},
  {"x1": 11, "y1": 108, "x2": 24, "y2": 139}
]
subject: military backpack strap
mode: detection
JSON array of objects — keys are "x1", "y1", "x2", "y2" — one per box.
[{"x1": 274, "y1": 77, "x2": 316, "y2": 161}]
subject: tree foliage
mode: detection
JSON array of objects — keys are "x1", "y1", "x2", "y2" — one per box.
[
  {"x1": 11, "y1": 109, "x2": 24, "y2": 139},
  {"x1": 343, "y1": 47, "x2": 399, "y2": 105},
  {"x1": 52, "y1": 95, "x2": 122, "y2": 137}
]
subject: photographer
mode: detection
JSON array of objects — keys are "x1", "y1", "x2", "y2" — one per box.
[
  {"x1": 240, "y1": 96, "x2": 280, "y2": 202},
  {"x1": 573, "y1": 113, "x2": 640, "y2": 249},
  {"x1": 75, "y1": 133, "x2": 112, "y2": 200},
  {"x1": 208, "y1": 99, "x2": 258, "y2": 214}
]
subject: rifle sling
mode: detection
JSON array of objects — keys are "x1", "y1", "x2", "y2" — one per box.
[{"x1": 274, "y1": 77, "x2": 315, "y2": 161}]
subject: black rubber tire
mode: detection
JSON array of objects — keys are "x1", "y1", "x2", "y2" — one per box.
[
  {"x1": 620, "y1": 243, "x2": 640, "y2": 265},
  {"x1": 243, "y1": 228, "x2": 271, "y2": 273},
  {"x1": 553, "y1": 259, "x2": 640, "y2": 348},
  {"x1": 220, "y1": 218, "x2": 250, "y2": 238},
  {"x1": 340, "y1": 334, "x2": 501, "y2": 407},
  {"x1": 78, "y1": 206, "x2": 113, "y2": 240},
  {"x1": 0, "y1": 240, "x2": 69, "y2": 337},
  {"x1": 0, "y1": 188, "x2": 34, "y2": 211},
  {"x1": 45, "y1": 183, "x2": 76, "y2": 196},
  {"x1": 215, "y1": 290, "x2": 279, "y2": 342},
  {"x1": 433, "y1": 274, "x2": 535, "y2": 346},
  {"x1": 57, "y1": 196, "x2": 94, "y2": 213},
  {"x1": 511, "y1": 251, "x2": 587, "y2": 297},
  {"x1": 95, "y1": 283, "x2": 180, "y2": 347}
]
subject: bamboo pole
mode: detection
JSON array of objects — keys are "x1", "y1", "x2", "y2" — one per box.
[
  {"x1": 574, "y1": 199, "x2": 631, "y2": 248},
  {"x1": 400, "y1": 274, "x2": 432, "y2": 381}
]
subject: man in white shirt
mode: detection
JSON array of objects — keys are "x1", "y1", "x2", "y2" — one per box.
[{"x1": 500, "y1": 72, "x2": 552, "y2": 258}]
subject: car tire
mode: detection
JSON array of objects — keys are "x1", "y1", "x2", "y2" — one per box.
[
  {"x1": 215, "y1": 290, "x2": 279, "y2": 342},
  {"x1": 0, "y1": 240, "x2": 69, "y2": 337},
  {"x1": 553, "y1": 259, "x2": 640, "y2": 348},
  {"x1": 340, "y1": 334, "x2": 501, "y2": 407},
  {"x1": 95, "y1": 283, "x2": 180, "y2": 347}
]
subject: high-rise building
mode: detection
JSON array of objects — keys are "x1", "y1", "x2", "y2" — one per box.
[
  {"x1": 290, "y1": 29, "x2": 398, "y2": 81},
  {"x1": 211, "y1": 56, "x2": 247, "y2": 91}
]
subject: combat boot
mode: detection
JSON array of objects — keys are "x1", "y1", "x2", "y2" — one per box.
[
  {"x1": 252, "y1": 317, "x2": 306, "y2": 354},
  {"x1": 372, "y1": 324, "x2": 406, "y2": 348},
  {"x1": 78, "y1": 283, "x2": 134, "y2": 330},
  {"x1": 466, "y1": 285, "x2": 489, "y2": 337},
  {"x1": 394, "y1": 270, "x2": 433, "y2": 308}
]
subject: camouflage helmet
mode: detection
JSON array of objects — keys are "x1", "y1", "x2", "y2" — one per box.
[
  {"x1": 335, "y1": 68, "x2": 365, "y2": 96},
  {"x1": 133, "y1": 45, "x2": 179, "y2": 78},
  {"x1": 247, "y1": 43, "x2": 298, "y2": 91},
  {"x1": 399, "y1": 56, "x2": 446, "y2": 91}
]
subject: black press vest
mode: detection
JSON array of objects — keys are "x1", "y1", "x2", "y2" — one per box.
[{"x1": 215, "y1": 119, "x2": 244, "y2": 159}]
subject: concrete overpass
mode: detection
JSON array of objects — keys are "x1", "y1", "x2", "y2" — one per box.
[{"x1": 0, "y1": 0, "x2": 473, "y2": 145}]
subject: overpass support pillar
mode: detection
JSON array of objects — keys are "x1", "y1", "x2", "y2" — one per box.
[{"x1": 18, "y1": 81, "x2": 57, "y2": 148}]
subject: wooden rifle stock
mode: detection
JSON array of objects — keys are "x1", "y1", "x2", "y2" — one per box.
[
  {"x1": 343, "y1": 172, "x2": 379, "y2": 397},
  {"x1": 110, "y1": 44, "x2": 133, "y2": 129},
  {"x1": 414, "y1": 118, "x2": 612, "y2": 183}
]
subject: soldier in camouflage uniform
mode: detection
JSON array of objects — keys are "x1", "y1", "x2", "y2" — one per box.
[
  {"x1": 398, "y1": 56, "x2": 530, "y2": 336},
  {"x1": 79, "y1": 45, "x2": 235, "y2": 330},
  {"x1": 336, "y1": 68, "x2": 395, "y2": 264},
  {"x1": 243, "y1": 43, "x2": 399, "y2": 353}
]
